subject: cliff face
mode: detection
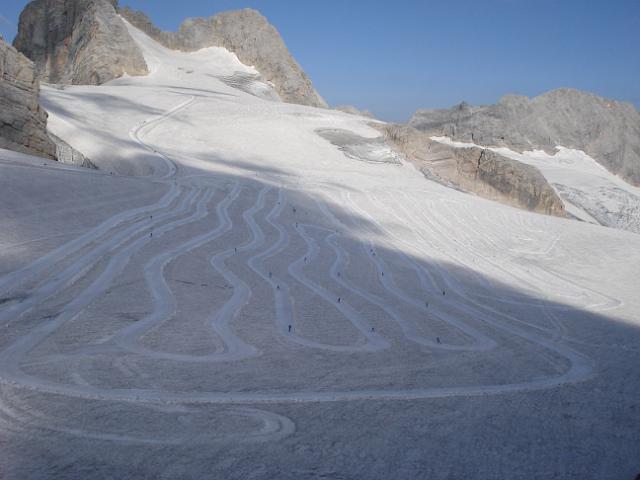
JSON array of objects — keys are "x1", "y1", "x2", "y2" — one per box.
[
  {"x1": 410, "y1": 89, "x2": 640, "y2": 186},
  {"x1": 13, "y1": 0, "x2": 148, "y2": 85},
  {"x1": 379, "y1": 124, "x2": 566, "y2": 217},
  {"x1": 14, "y1": 1, "x2": 326, "y2": 107},
  {"x1": 119, "y1": 7, "x2": 327, "y2": 108},
  {"x1": 0, "y1": 36, "x2": 56, "y2": 159}
]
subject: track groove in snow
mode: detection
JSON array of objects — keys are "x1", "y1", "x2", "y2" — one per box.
[{"x1": 0, "y1": 20, "x2": 637, "y2": 461}]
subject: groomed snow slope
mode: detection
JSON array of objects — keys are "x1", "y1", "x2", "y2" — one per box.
[{"x1": 0, "y1": 22, "x2": 639, "y2": 479}]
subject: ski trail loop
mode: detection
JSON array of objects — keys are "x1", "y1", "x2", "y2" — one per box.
[{"x1": 0, "y1": 83, "x2": 603, "y2": 425}]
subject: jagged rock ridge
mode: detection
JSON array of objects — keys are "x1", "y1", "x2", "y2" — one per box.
[
  {"x1": 379, "y1": 124, "x2": 566, "y2": 217},
  {"x1": 410, "y1": 89, "x2": 640, "y2": 186},
  {"x1": 119, "y1": 7, "x2": 327, "y2": 108},
  {"x1": 0, "y1": 36, "x2": 56, "y2": 159},
  {"x1": 13, "y1": 0, "x2": 148, "y2": 85}
]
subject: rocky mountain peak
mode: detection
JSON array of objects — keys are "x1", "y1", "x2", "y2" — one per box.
[
  {"x1": 118, "y1": 6, "x2": 327, "y2": 108},
  {"x1": 11, "y1": 0, "x2": 326, "y2": 108},
  {"x1": 410, "y1": 89, "x2": 640, "y2": 185},
  {"x1": 13, "y1": 0, "x2": 149, "y2": 85}
]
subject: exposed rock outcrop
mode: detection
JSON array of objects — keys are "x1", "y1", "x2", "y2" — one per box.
[
  {"x1": 379, "y1": 124, "x2": 566, "y2": 216},
  {"x1": 49, "y1": 132, "x2": 96, "y2": 168},
  {"x1": 119, "y1": 7, "x2": 327, "y2": 108},
  {"x1": 410, "y1": 89, "x2": 640, "y2": 186},
  {"x1": 13, "y1": 0, "x2": 148, "y2": 85},
  {"x1": 0, "y1": 36, "x2": 56, "y2": 159},
  {"x1": 317, "y1": 128, "x2": 402, "y2": 165},
  {"x1": 335, "y1": 105, "x2": 375, "y2": 119}
]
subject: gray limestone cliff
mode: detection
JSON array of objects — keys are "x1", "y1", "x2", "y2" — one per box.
[
  {"x1": 13, "y1": 0, "x2": 148, "y2": 85},
  {"x1": 410, "y1": 89, "x2": 640, "y2": 186},
  {"x1": 119, "y1": 7, "x2": 327, "y2": 108},
  {"x1": 379, "y1": 124, "x2": 566, "y2": 217},
  {"x1": 0, "y1": 36, "x2": 56, "y2": 159},
  {"x1": 49, "y1": 132, "x2": 96, "y2": 168}
]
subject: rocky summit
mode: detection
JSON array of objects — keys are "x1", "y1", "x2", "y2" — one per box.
[
  {"x1": 119, "y1": 7, "x2": 327, "y2": 108},
  {"x1": 410, "y1": 89, "x2": 640, "y2": 186}
]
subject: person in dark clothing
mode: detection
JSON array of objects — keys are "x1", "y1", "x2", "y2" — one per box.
[{"x1": 288, "y1": 325, "x2": 292, "y2": 333}]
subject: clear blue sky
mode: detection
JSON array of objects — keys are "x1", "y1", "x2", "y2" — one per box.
[{"x1": 2, "y1": 0, "x2": 639, "y2": 122}]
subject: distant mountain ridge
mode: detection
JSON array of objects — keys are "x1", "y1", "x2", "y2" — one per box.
[
  {"x1": 12, "y1": 0, "x2": 326, "y2": 108},
  {"x1": 410, "y1": 89, "x2": 640, "y2": 186}
]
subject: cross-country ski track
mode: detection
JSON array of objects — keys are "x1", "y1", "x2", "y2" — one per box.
[{"x1": 0, "y1": 18, "x2": 639, "y2": 479}]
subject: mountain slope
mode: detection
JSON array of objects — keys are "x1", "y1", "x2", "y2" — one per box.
[
  {"x1": 119, "y1": 7, "x2": 327, "y2": 108},
  {"x1": 0, "y1": 19, "x2": 639, "y2": 480},
  {"x1": 12, "y1": 0, "x2": 326, "y2": 108},
  {"x1": 410, "y1": 89, "x2": 640, "y2": 186}
]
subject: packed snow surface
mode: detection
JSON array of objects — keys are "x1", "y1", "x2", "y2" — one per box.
[{"x1": 0, "y1": 22, "x2": 639, "y2": 479}]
